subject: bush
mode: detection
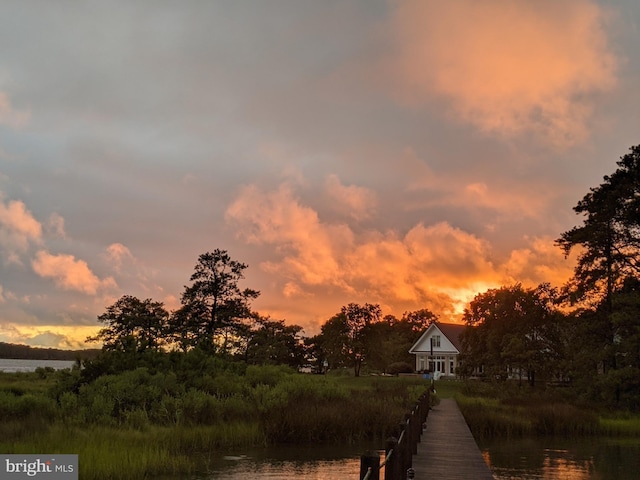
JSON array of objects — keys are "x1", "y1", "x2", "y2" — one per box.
[
  {"x1": 181, "y1": 390, "x2": 222, "y2": 424},
  {"x1": 245, "y1": 364, "x2": 294, "y2": 387},
  {"x1": 387, "y1": 362, "x2": 414, "y2": 375}
]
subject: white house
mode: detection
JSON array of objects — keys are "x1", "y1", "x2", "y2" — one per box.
[{"x1": 409, "y1": 322, "x2": 467, "y2": 377}]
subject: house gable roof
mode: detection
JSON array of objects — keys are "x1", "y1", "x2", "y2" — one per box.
[{"x1": 409, "y1": 322, "x2": 467, "y2": 354}]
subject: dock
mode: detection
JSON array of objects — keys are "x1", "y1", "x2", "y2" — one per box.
[{"x1": 411, "y1": 398, "x2": 494, "y2": 479}]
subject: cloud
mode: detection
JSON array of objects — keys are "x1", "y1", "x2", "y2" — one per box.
[
  {"x1": 226, "y1": 183, "x2": 353, "y2": 288},
  {"x1": 0, "y1": 194, "x2": 43, "y2": 263},
  {"x1": 31, "y1": 250, "x2": 116, "y2": 295},
  {"x1": 325, "y1": 174, "x2": 377, "y2": 221},
  {"x1": 46, "y1": 213, "x2": 67, "y2": 238},
  {"x1": 227, "y1": 180, "x2": 579, "y2": 325},
  {"x1": 504, "y1": 236, "x2": 577, "y2": 287},
  {"x1": 104, "y1": 242, "x2": 134, "y2": 273},
  {"x1": 0, "y1": 323, "x2": 99, "y2": 349},
  {"x1": 227, "y1": 182, "x2": 508, "y2": 320},
  {"x1": 23, "y1": 331, "x2": 70, "y2": 349},
  {"x1": 390, "y1": 0, "x2": 618, "y2": 146}
]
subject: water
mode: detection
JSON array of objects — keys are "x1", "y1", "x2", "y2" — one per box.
[
  {"x1": 481, "y1": 436, "x2": 640, "y2": 479},
  {"x1": 0, "y1": 358, "x2": 76, "y2": 372},
  {"x1": 186, "y1": 444, "x2": 382, "y2": 480},
  {"x1": 197, "y1": 437, "x2": 640, "y2": 479},
  {"x1": 205, "y1": 444, "x2": 379, "y2": 479}
]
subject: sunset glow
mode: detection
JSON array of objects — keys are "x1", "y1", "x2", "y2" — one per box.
[{"x1": 0, "y1": 1, "x2": 638, "y2": 348}]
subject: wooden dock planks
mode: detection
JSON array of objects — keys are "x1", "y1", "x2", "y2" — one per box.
[{"x1": 411, "y1": 398, "x2": 495, "y2": 479}]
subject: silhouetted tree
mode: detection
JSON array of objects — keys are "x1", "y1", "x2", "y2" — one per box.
[
  {"x1": 557, "y1": 144, "x2": 640, "y2": 309},
  {"x1": 341, "y1": 303, "x2": 382, "y2": 376},
  {"x1": 244, "y1": 317, "x2": 305, "y2": 367},
  {"x1": 88, "y1": 295, "x2": 168, "y2": 353},
  {"x1": 461, "y1": 284, "x2": 565, "y2": 386},
  {"x1": 171, "y1": 250, "x2": 259, "y2": 353}
]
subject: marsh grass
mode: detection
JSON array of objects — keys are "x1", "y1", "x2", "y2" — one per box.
[
  {"x1": 453, "y1": 380, "x2": 640, "y2": 441},
  {"x1": 0, "y1": 422, "x2": 267, "y2": 480},
  {"x1": 599, "y1": 415, "x2": 640, "y2": 436},
  {"x1": 0, "y1": 368, "x2": 429, "y2": 478},
  {"x1": 260, "y1": 375, "x2": 426, "y2": 443}
]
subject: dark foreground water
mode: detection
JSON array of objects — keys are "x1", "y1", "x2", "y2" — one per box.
[
  {"x1": 199, "y1": 443, "x2": 382, "y2": 480},
  {"x1": 189, "y1": 436, "x2": 640, "y2": 479},
  {"x1": 481, "y1": 436, "x2": 640, "y2": 480}
]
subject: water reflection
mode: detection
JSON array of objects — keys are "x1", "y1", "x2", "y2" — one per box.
[
  {"x1": 204, "y1": 443, "x2": 381, "y2": 480},
  {"x1": 482, "y1": 437, "x2": 640, "y2": 480}
]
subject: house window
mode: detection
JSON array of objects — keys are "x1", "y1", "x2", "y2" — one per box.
[
  {"x1": 435, "y1": 356, "x2": 444, "y2": 372},
  {"x1": 432, "y1": 335, "x2": 441, "y2": 348}
]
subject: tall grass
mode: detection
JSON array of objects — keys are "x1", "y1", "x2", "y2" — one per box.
[
  {"x1": 453, "y1": 380, "x2": 640, "y2": 441},
  {"x1": 0, "y1": 422, "x2": 266, "y2": 480},
  {"x1": 599, "y1": 416, "x2": 640, "y2": 436},
  {"x1": 0, "y1": 367, "x2": 428, "y2": 478}
]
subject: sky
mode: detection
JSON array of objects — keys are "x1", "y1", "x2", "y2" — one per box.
[{"x1": 0, "y1": 0, "x2": 639, "y2": 349}]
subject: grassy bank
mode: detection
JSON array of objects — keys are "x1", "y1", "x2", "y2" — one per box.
[
  {"x1": 1, "y1": 423, "x2": 264, "y2": 480},
  {"x1": 435, "y1": 379, "x2": 640, "y2": 441},
  {"x1": 0, "y1": 368, "x2": 428, "y2": 479}
]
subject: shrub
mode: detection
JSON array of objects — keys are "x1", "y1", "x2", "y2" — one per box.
[
  {"x1": 245, "y1": 364, "x2": 294, "y2": 387},
  {"x1": 181, "y1": 390, "x2": 222, "y2": 424},
  {"x1": 387, "y1": 362, "x2": 414, "y2": 375}
]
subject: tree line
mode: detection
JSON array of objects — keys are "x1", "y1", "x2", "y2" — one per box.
[
  {"x1": 85, "y1": 144, "x2": 640, "y2": 409},
  {"x1": 0, "y1": 342, "x2": 99, "y2": 361},
  {"x1": 460, "y1": 144, "x2": 640, "y2": 409},
  {"x1": 86, "y1": 248, "x2": 436, "y2": 377}
]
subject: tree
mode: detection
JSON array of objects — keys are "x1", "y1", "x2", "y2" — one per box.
[
  {"x1": 171, "y1": 250, "x2": 259, "y2": 353},
  {"x1": 362, "y1": 310, "x2": 436, "y2": 373},
  {"x1": 312, "y1": 313, "x2": 350, "y2": 372},
  {"x1": 341, "y1": 303, "x2": 382, "y2": 376},
  {"x1": 401, "y1": 308, "x2": 438, "y2": 334},
  {"x1": 244, "y1": 317, "x2": 305, "y2": 367},
  {"x1": 87, "y1": 295, "x2": 169, "y2": 353},
  {"x1": 556, "y1": 145, "x2": 640, "y2": 406},
  {"x1": 362, "y1": 317, "x2": 412, "y2": 373},
  {"x1": 557, "y1": 144, "x2": 640, "y2": 308},
  {"x1": 460, "y1": 284, "x2": 564, "y2": 386}
]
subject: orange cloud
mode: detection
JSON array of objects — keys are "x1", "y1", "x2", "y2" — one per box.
[
  {"x1": 104, "y1": 242, "x2": 133, "y2": 273},
  {"x1": 325, "y1": 174, "x2": 377, "y2": 221},
  {"x1": 504, "y1": 236, "x2": 577, "y2": 287},
  {"x1": 226, "y1": 183, "x2": 353, "y2": 288},
  {"x1": 0, "y1": 323, "x2": 100, "y2": 350},
  {"x1": 46, "y1": 213, "x2": 67, "y2": 238},
  {"x1": 227, "y1": 181, "x2": 578, "y2": 327},
  {"x1": 227, "y1": 183, "x2": 512, "y2": 321},
  {"x1": 32, "y1": 250, "x2": 116, "y2": 295},
  {"x1": 0, "y1": 195, "x2": 42, "y2": 262},
  {"x1": 390, "y1": 0, "x2": 617, "y2": 146}
]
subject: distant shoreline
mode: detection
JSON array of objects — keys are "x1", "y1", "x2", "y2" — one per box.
[{"x1": 0, "y1": 342, "x2": 100, "y2": 361}]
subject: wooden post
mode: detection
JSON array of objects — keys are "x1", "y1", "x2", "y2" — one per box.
[
  {"x1": 401, "y1": 419, "x2": 412, "y2": 473},
  {"x1": 385, "y1": 437, "x2": 399, "y2": 480},
  {"x1": 360, "y1": 450, "x2": 380, "y2": 480},
  {"x1": 413, "y1": 409, "x2": 421, "y2": 454}
]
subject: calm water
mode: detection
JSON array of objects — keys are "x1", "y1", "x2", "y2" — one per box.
[
  {"x1": 481, "y1": 436, "x2": 640, "y2": 480},
  {"x1": 0, "y1": 358, "x2": 76, "y2": 372},
  {"x1": 191, "y1": 444, "x2": 381, "y2": 480},
  {"x1": 189, "y1": 437, "x2": 640, "y2": 479}
]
